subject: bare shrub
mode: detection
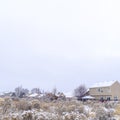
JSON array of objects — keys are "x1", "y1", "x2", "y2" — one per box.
[
  {"x1": 95, "y1": 107, "x2": 114, "y2": 120},
  {"x1": 104, "y1": 102, "x2": 116, "y2": 109},
  {"x1": 77, "y1": 105, "x2": 84, "y2": 113},
  {"x1": 31, "y1": 99, "x2": 40, "y2": 109},
  {"x1": 62, "y1": 112, "x2": 87, "y2": 120},
  {"x1": 114, "y1": 104, "x2": 120, "y2": 115},
  {"x1": 2, "y1": 97, "x2": 12, "y2": 114},
  {"x1": 0, "y1": 97, "x2": 119, "y2": 120},
  {"x1": 0, "y1": 98, "x2": 4, "y2": 106},
  {"x1": 21, "y1": 111, "x2": 33, "y2": 120},
  {"x1": 15, "y1": 99, "x2": 32, "y2": 111}
]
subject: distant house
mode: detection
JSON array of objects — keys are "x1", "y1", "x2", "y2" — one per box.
[{"x1": 89, "y1": 80, "x2": 120, "y2": 101}]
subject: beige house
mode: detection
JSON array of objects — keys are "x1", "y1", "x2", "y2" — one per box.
[{"x1": 89, "y1": 80, "x2": 120, "y2": 100}]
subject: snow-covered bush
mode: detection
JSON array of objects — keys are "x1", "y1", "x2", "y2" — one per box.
[
  {"x1": 95, "y1": 107, "x2": 114, "y2": 120},
  {"x1": 0, "y1": 97, "x2": 120, "y2": 120}
]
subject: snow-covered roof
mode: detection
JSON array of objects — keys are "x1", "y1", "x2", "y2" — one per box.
[
  {"x1": 82, "y1": 96, "x2": 95, "y2": 99},
  {"x1": 29, "y1": 93, "x2": 44, "y2": 98},
  {"x1": 90, "y1": 80, "x2": 117, "y2": 88},
  {"x1": 29, "y1": 93, "x2": 39, "y2": 97}
]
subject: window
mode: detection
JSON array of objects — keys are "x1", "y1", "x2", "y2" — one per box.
[
  {"x1": 98, "y1": 88, "x2": 103, "y2": 92},
  {"x1": 98, "y1": 88, "x2": 100, "y2": 92}
]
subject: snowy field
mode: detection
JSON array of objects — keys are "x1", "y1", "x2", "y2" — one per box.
[{"x1": 0, "y1": 97, "x2": 120, "y2": 120}]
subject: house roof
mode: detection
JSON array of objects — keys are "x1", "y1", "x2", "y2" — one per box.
[
  {"x1": 90, "y1": 80, "x2": 118, "y2": 88},
  {"x1": 82, "y1": 95, "x2": 95, "y2": 99},
  {"x1": 29, "y1": 93, "x2": 39, "y2": 97}
]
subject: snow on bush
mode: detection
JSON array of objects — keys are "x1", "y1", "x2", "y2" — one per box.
[{"x1": 0, "y1": 97, "x2": 120, "y2": 120}]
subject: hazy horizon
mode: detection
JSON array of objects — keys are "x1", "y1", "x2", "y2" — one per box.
[{"x1": 0, "y1": 0, "x2": 120, "y2": 93}]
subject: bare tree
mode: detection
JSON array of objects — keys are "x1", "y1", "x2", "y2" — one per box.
[
  {"x1": 74, "y1": 85, "x2": 87, "y2": 100},
  {"x1": 52, "y1": 87, "x2": 57, "y2": 95},
  {"x1": 15, "y1": 86, "x2": 22, "y2": 97},
  {"x1": 15, "y1": 86, "x2": 29, "y2": 98},
  {"x1": 31, "y1": 88, "x2": 41, "y2": 94},
  {"x1": 23, "y1": 89, "x2": 29, "y2": 95}
]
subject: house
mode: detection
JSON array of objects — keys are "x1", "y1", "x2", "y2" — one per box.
[{"x1": 89, "y1": 80, "x2": 120, "y2": 101}]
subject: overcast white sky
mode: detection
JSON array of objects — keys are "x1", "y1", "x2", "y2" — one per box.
[{"x1": 0, "y1": 0, "x2": 120, "y2": 93}]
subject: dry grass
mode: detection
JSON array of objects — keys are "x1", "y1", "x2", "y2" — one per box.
[
  {"x1": 114, "y1": 104, "x2": 120, "y2": 115},
  {"x1": 0, "y1": 98, "x2": 119, "y2": 120}
]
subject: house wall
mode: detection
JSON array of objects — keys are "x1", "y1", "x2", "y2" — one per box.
[
  {"x1": 90, "y1": 87, "x2": 111, "y2": 100},
  {"x1": 110, "y1": 81, "x2": 120, "y2": 100}
]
